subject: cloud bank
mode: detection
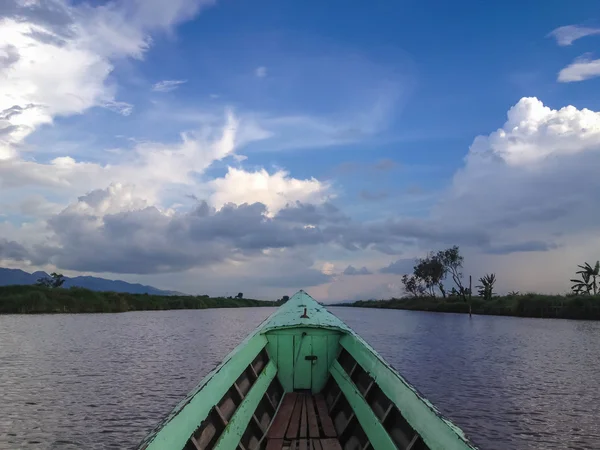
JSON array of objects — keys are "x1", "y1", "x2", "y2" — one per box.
[{"x1": 5, "y1": 94, "x2": 600, "y2": 298}]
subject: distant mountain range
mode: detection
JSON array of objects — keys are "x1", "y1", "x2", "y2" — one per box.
[{"x1": 0, "y1": 268, "x2": 182, "y2": 295}]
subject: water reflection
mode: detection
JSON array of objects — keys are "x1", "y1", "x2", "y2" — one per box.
[
  {"x1": 1, "y1": 307, "x2": 599, "y2": 449},
  {"x1": 333, "y1": 308, "x2": 600, "y2": 449}
]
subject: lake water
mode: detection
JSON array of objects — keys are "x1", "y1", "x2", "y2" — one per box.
[{"x1": 1, "y1": 307, "x2": 599, "y2": 450}]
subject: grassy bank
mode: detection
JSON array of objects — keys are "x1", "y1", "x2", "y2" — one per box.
[
  {"x1": 341, "y1": 294, "x2": 600, "y2": 320},
  {"x1": 0, "y1": 285, "x2": 278, "y2": 314}
]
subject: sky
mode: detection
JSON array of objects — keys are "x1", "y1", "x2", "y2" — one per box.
[{"x1": 1, "y1": 0, "x2": 600, "y2": 301}]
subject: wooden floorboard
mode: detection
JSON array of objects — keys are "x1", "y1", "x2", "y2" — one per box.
[
  {"x1": 305, "y1": 396, "x2": 319, "y2": 438},
  {"x1": 266, "y1": 439, "x2": 284, "y2": 450},
  {"x1": 320, "y1": 439, "x2": 343, "y2": 450},
  {"x1": 267, "y1": 393, "x2": 344, "y2": 450},
  {"x1": 286, "y1": 394, "x2": 304, "y2": 439},
  {"x1": 314, "y1": 395, "x2": 337, "y2": 438},
  {"x1": 299, "y1": 396, "x2": 308, "y2": 438},
  {"x1": 268, "y1": 393, "x2": 298, "y2": 439}
]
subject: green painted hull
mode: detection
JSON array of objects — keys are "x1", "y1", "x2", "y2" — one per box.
[{"x1": 136, "y1": 291, "x2": 479, "y2": 450}]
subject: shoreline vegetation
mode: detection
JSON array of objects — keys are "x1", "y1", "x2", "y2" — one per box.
[
  {"x1": 336, "y1": 294, "x2": 600, "y2": 320},
  {"x1": 334, "y1": 246, "x2": 600, "y2": 320},
  {"x1": 0, "y1": 285, "x2": 279, "y2": 314}
]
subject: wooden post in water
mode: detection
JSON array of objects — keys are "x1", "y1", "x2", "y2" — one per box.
[{"x1": 468, "y1": 275, "x2": 472, "y2": 318}]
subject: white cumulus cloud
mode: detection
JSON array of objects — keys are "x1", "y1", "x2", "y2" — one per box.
[
  {"x1": 435, "y1": 97, "x2": 600, "y2": 278},
  {"x1": 209, "y1": 167, "x2": 332, "y2": 215},
  {"x1": 0, "y1": 0, "x2": 215, "y2": 161},
  {"x1": 0, "y1": 109, "x2": 255, "y2": 209}
]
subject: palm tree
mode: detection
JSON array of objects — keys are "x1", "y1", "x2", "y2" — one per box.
[
  {"x1": 571, "y1": 261, "x2": 600, "y2": 295},
  {"x1": 571, "y1": 261, "x2": 599, "y2": 295},
  {"x1": 476, "y1": 273, "x2": 496, "y2": 300}
]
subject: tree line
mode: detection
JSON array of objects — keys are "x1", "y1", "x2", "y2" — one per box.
[
  {"x1": 401, "y1": 245, "x2": 600, "y2": 300},
  {"x1": 34, "y1": 273, "x2": 294, "y2": 303},
  {"x1": 0, "y1": 285, "x2": 278, "y2": 314}
]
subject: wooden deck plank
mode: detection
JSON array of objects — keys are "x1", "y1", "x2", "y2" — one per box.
[
  {"x1": 320, "y1": 439, "x2": 342, "y2": 450},
  {"x1": 286, "y1": 394, "x2": 304, "y2": 439},
  {"x1": 314, "y1": 395, "x2": 337, "y2": 438},
  {"x1": 299, "y1": 439, "x2": 308, "y2": 450},
  {"x1": 266, "y1": 439, "x2": 283, "y2": 450},
  {"x1": 312, "y1": 440, "x2": 322, "y2": 450},
  {"x1": 305, "y1": 396, "x2": 319, "y2": 438},
  {"x1": 299, "y1": 396, "x2": 308, "y2": 438},
  {"x1": 268, "y1": 393, "x2": 298, "y2": 439}
]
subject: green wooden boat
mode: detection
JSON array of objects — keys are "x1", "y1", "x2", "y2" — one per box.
[{"x1": 136, "y1": 291, "x2": 478, "y2": 450}]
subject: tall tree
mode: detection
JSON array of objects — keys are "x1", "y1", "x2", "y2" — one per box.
[
  {"x1": 436, "y1": 246, "x2": 469, "y2": 301},
  {"x1": 36, "y1": 272, "x2": 65, "y2": 288},
  {"x1": 401, "y1": 274, "x2": 427, "y2": 297},
  {"x1": 413, "y1": 252, "x2": 446, "y2": 297},
  {"x1": 50, "y1": 273, "x2": 66, "y2": 288}
]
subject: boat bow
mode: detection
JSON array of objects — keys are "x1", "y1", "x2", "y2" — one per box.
[{"x1": 136, "y1": 290, "x2": 478, "y2": 450}]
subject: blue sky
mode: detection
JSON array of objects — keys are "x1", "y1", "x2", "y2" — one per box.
[{"x1": 2, "y1": 0, "x2": 600, "y2": 300}]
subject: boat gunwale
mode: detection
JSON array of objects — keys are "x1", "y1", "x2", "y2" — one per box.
[
  {"x1": 338, "y1": 332, "x2": 479, "y2": 450},
  {"x1": 137, "y1": 322, "x2": 274, "y2": 449}
]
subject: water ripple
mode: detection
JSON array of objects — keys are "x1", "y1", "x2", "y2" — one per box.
[
  {"x1": 334, "y1": 308, "x2": 600, "y2": 450},
  {"x1": 1, "y1": 308, "x2": 599, "y2": 449}
]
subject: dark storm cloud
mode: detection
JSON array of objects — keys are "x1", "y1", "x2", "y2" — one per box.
[
  {"x1": 484, "y1": 240, "x2": 559, "y2": 255},
  {"x1": 379, "y1": 258, "x2": 416, "y2": 275},
  {"x1": 343, "y1": 265, "x2": 371, "y2": 275},
  {"x1": 41, "y1": 200, "x2": 333, "y2": 274},
  {"x1": 16, "y1": 182, "x2": 498, "y2": 275},
  {"x1": 0, "y1": 239, "x2": 30, "y2": 261},
  {"x1": 276, "y1": 201, "x2": 349, "y2": 225},
  {"x1": 370, "y1": 244, "x2": 404, "y2": 255},
  {"x1": 259, "y1": 269, "x2": 333, "y2": 288}
]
